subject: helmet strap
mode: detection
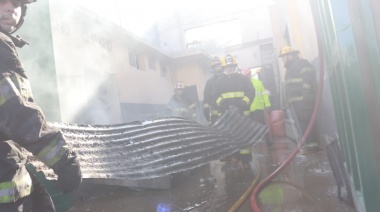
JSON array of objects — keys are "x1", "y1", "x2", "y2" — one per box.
[{"x1": 9, "y1": 4, "x2": 27, "y2": 34}]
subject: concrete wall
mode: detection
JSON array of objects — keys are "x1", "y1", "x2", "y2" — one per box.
[
  {"x1": 171, "y1": 59, "x2": 209, "y2": 100},
  {"x1": 47, "y1": 1, "x2": 188, "y2": 124},
  {"x1": 49, "y1": 2, "x2": 120, "y2": 124}
]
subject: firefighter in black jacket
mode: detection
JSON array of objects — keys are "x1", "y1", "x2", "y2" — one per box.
[
  {"x1": 214, "y1": 55, "x2": 255, "y2": 117},
  {"x1": 279, "y1": 46, "x2": 319, "y2": 152},
  {"x1": 214, "y1": 55, "x2": 255, "y2": 169},
  {"x1": 0, "y1": 0, "x2": 81, "y2": 211},
  {"x1": 167, "y1": 82, "x2": 197, "y2": 121},
  {"x1": 203, "y1": 57, "x2": 223, "y2": 124}
]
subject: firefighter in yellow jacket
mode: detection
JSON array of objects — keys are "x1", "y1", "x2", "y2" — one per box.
[{"x1": 0, "y1": 1, "x2": 81, "y2": 211}]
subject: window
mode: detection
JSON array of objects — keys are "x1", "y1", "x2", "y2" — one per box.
[
  {"x1": 148, "y1": 56, "x2": 156, "y2": 70},
  {"x1": 160, "y1": 65, "x2": 167, "y2": 78},
  {"x1": 129, "y1": 53, "x2": 139, "y2": 69}
]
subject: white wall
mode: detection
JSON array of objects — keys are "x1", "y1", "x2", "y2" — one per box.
[{"x1": 49, "y1": 1, "x2": 174, "y2": 124}]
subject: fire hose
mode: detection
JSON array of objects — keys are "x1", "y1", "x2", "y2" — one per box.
[{"x1": 249, "y1": 14, "x2": 325, "y2": 212}]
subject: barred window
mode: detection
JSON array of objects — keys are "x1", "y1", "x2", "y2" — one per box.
[
  {"x1": 129, "y1": 53, "x2": 139, "y2": 69},
  {"x1": 148, "y1": 56, "x2": 156, "y2": 70}
]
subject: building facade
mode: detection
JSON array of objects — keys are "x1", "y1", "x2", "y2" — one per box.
[{"x1": 18, "y1": 0, "x2": 211, "y2": 124}]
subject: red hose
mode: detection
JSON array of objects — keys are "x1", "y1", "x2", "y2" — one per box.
[{"x1": 250, "y1": 15, "x2": 325, "y2": 212}]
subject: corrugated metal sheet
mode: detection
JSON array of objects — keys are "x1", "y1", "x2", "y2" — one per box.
[{"x1": 39, "y1": 108, "x2": 267, "y2": 182}]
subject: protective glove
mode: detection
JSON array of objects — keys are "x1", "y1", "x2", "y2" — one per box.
[
  {"x1": 54, "y1": 157, "x2": 82, "y2": 193},
  {"x1": 238, "y1": 100, "x2": 249, "y2": 112},
  {"x1": 28, "y1": 171, "x2": 56, "y2": 212},
  {"x1": 203, "y1": 108, "x2": 210, "y2": 121}
]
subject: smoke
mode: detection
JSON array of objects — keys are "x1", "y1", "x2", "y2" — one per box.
[{"x1": 15, "y1": 0, "x2": 275, "y2": 124}]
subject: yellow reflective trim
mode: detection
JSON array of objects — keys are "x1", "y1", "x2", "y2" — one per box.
[
  {"x1": 0, "y1": 76, "x2": 20, "y2": 106},
  {"x1": 15, "y1": 75, "x2": 33, "y2": 100},
  {"x1": 0, "y1": 182, "x2": 13, "y2": 190},
  {"x1": 37, "y1": 137, "x2": 68, "y2": 167},
  {"x1": 173, "y1": 108, "x2": 189, "y2": 112},
  {"x1": 216, "y1": 97, "x2": 223, "y2": 106},
  {"x1": 217, "y1": 92, "x2": 250, "y2": 106},
  {"x1": 189, "y1": 104, "x2": 196, "y2": 109},
  {"x1": 239, "y1": 148, "x2": 251, "y2": 154},
  {"x1": 303, "y1": 83, "x2": 311, "y2": 89},
  {"x1": 255, "y1": 91, "x2": 264, "y2": 96},
  {"x1": 0, "y1": 167, "x2": 32, "y2": 203},
  {"x1": 301, "y1": 67, "x2": 313, "y2": 74},
  {"x1": 203, "y1": 103, "x2": 210, "y2": 108},
  {"x1": 0, "y1": 182, "x2": 15, "y2": 203},
  {"x1": 221, "y1": 92, "x2": 244, "y2": 99},
  {"x1": 242, "y1": 96, "x2": 250, "y2": 105},
  {"x1": 211, "y1": 110, "x2": 219, "y2": 115},
  {"x1": 0, "y1": 181, "x2": 14, "y2": 203},
  {"x1": 286, "y1": 78, "x2": 303, "y2": 84},
  {"x1": 288, "y1": 96, "x2": 304, "y2": 103},
  {"x1": 0, "y1": 195, "x2": 13, "y2": 204}
]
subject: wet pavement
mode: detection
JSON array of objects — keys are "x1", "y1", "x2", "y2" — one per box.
[{"x1": 69, "y1": 138, "x2": 357, "y2": 212}]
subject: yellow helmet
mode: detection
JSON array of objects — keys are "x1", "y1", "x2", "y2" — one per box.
[
  {"x1": 211, "y1": 57, "x2": 222, "y2": 67},
  {"x1": 222, "y1": 55, "x2": 237, "y2": 67},
  {"x1": 174, "y1": 81, "x2": 185, "y2": 90},
  {"x1": 278, "y1": 46, "x2": 300, "y2": 57}
]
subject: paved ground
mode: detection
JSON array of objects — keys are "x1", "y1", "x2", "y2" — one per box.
[{"x1": 69, "y1": 137, "x2": 357, "y2": 212}]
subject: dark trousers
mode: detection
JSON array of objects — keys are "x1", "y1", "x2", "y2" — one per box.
[
  {"x1": 291, "y1": 102, "x2": 318, "y2": 144},
  {"x1": 251, "y1": 110, "x2": 272, "y2": 146},
  {"x1": 0, "y1": 169, "x2": 55, "y2": 212}
]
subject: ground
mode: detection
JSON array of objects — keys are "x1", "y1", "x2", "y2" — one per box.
[{"x1": 69, "y1": 137, "x2": 356, "y2": 212}]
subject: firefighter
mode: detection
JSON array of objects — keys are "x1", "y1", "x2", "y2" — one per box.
[
  {"x1": 278, "y1": 46, "x2": 319, "y2": 152},
  {"x1": 167, "y1": 81, "x2": 197, "y2": 121},
  {"x1": 203, "y1": 57, "x2": 223, "y2": 124},
  {"x1": 0, "y1": 0, "x2": 82, "y2": 211},
  {"x1": 242, "y1": 67, "x2": 272, "y2": 146},
  {"x1": 214, "y1": 55, "x2": 255, "y2": 169}
]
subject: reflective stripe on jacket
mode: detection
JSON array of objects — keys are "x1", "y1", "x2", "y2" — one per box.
[
  {"x1": 216, "y1": 91, "x2": 251, "y2": 106},
  {"x1": 213, "y1": 73, "x2": 255, "y2": 116},
  {"x1": 250, "y1": 79, "x2": 271, "y2": 112},
  {"x1": 0, "y1": 31, "x2": 77, "y2": 202},
  {"x1": 239, "y1": 148, "x2": 251, "y2": 154},
  {"x1": 0, "y1": 73, "x2": 70, "y2": 169},
  {"x1": 167, "y1": 95, "x2": 197, "y2": 120},
  {"x1": 0, "y1": 166, "x2": 32, "y2": 203},
  {"x1": 284, "y1": 58, "x2": 316, "y2": 104}
]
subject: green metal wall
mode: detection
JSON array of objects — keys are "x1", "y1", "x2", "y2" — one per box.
[{"x1": 311, "y1": 0, "x2": 380, "y2": 211}]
